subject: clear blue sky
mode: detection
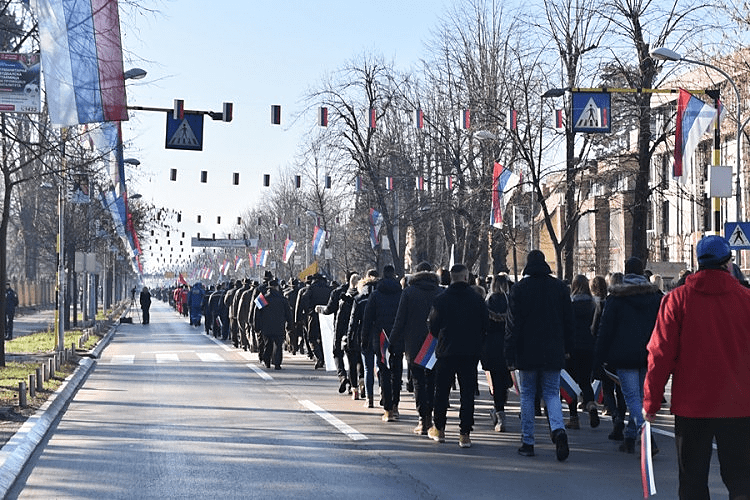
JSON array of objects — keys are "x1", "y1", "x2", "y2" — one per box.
[{"x1": 120, "y1": 0, "x2": 451, "y2": 273}]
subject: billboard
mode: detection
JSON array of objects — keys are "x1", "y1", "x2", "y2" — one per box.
[{"x1": 0, "y1": 52, "x2": 41, "y2": 113}]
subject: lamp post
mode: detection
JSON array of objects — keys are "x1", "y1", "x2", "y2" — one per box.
[{"x1": 650, "y1": 47, "x2": 743, "y2": 235}]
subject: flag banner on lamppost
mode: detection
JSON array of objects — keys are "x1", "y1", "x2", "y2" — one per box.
[
  {"x1": 312, "y1": 226, "x2": 326, "y2": 256},
  {"x1": 32, "y1": 0, "x2": 128, "y2": 125},
  {"x1": 490, "y1": 162, "x2": 520, "y2": 228},
  {"x1": 674, "y1": 89, "x2": 717, "y2": 177},
  {"x1": 282, "y1": 238, "x2": 297, "y2": 264}
]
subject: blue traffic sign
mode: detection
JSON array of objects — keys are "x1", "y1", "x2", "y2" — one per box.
[
  {"x1": 165, "y1": 113, "x2": 204, "y2": 151},
  {"x1": 572, "y1": 92, "x2": 611, "y2": 133},
  {"x1": 725, "y1": 222, "x2": 750, "y2": 249}
]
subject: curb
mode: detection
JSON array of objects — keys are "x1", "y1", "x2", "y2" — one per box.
[{"x1": 0, "y1": 322, "x2": 119, "y2": 496}]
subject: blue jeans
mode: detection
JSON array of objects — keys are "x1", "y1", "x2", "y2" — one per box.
[
  {"x1": 519, "y1": 370, "x2": 565, "y2": 445},
  {"x1": 361, "y1": 349, "x2": 375, "y2": 400},
  {"x1": 617, "y1": 368, "x2": 646, "y2": 440}
]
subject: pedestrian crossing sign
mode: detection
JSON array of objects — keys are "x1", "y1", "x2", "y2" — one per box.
[
  {"x1": 165, "y1": 113, "x2": 204, "y2": 151},
  {"x1": 572, "y1": 92, "x2": 611, "y2": 133},
  {"x1": 725, "y1": 222, "x2": 750, "y2": 249}
]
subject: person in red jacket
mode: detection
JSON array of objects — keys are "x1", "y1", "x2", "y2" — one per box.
[{"x1": 643, "y1": 235, "x2": 750, "y2": 499}]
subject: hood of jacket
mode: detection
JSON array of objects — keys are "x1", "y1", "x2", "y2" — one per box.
[
  {"x1": 608, "y1": 274, "x2": 661, "y2": 297},
  {"x1": 522, "y1": 259, "x2": 552, "y2": 277},
  {"x1": 357, "y1": 276, "x2": 378, "y2": 295},
  {"x1": 408, "y1": 271, "x2": 440, "y2": 291},
  {"x1": 685, "y1": 268, "x2": 738, "y2": 295}
]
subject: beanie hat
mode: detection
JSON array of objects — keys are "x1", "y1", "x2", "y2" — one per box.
[
  {"x1": 697, "y1": 235, "x2": 732, "y2": 268},
  {"x1": 624, "y1": 257, "x2": 644, "y2": 276}
]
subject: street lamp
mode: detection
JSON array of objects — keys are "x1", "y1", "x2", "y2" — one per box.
[
  {"x1": 650, "y1": 47, "x2": 743, "y2": 232},
  {"x1": 124, "y1": 68, "x2": 147, "y2": 81}
]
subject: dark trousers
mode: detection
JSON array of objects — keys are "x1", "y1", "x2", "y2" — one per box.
[
  {"x1": 675, "y1": 416, "x2": 750, "y2": 500},
  {"x1": 261, "y1": 335, "x2": 284, "y2": 368},
  {"x1": 566, "y1": 350, "x2": 595, "y2": 416},
  {"x1": 5, "y1": 313, "x2": 14, "y2": 339},
  {"x1": 141, "y1": 308, "x2": 150, "y2": 324},
  {"x1": 488, "y1": 367, "x2": 512, "y2": 412},
  {"x1": 410, "y1": 362, "x2": 435, "y2": 420},
  {"x1": 433, "y1": 355, "x2": 478, "y2": 434},
  {"x1": 346, "y1": 349, "x2": 363, "y2": 388},
  {"x1": 602, "y1": 376, "x2": 626, "y2": 423}
]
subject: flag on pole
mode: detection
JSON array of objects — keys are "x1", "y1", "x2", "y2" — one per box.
[
  {"x1": 247, "y1": 252, "x2": 256, "y2": 268},
  {"x1": 254, "y1": 293, "x2": 269, "y2": 310},
  {"x1": 415, "y1": 176, "x2": 424, "y2": 191},
  {"x1": 385, "y1": 176, "x2": 395, "y2": 190},
  {"x1": 282, "y1": 238, "x2": 297, "y2": 264},
  {"x1": 641, "y1": 422, "x2": 657, "y2": 497},
  {"x1": 355, "y1": 175, "x2": 363, "y2": 192},
  {"x1": 312, "y1": 226, "x2": 326, "y2": 256},
  {"x1": 379, "y1": 329, "x2": 390, "y2": 368},
  {"x1": 462, "y1": 109, "x2": 471, "y2": 129},
  {"x1": 507, "y1": 109, "x2": 518, "y2": 130},
  {"x1": 445, "y1": 176, "x2": 454, "y2": 190},
  {"x1": 491, "y1": 162, "x2": 521, "y2": 228},
  {"x1": 256, "y1": 249, "x2": 269, "y2": 267},
  {"x1": 234, "y1": 255, "x2": 243, "y2": 272},
  {"x1": 674, "y1": 89, "x2": 718, "y2": 177},
  {"x1": 555, "y1": 109, "x2": 564, "y2": 129},
  {"x1": 32, "y1": 0, "x2": 128, "y2": 125},
  {"x1": 178, "y1": 273, "x2": 188, "y2": 286},
  {"x1": 368, "y1": 209, "x2": 382, "y2": 249},
  {"x1": 413, "y1": 332, "x2": 438, "y2": 369},
  {"x1": 318, "y1": 106, "x2": 328, "y2": 127},
  {"x1": 414, "y1": 108, "x2": 424, "y2": 129},
  {"x1": 368, "y1": 108, "x2": 377, "y2": 129}
]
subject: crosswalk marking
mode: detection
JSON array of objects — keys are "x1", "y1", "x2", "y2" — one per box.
[
  {"x1": 110, "y1": 355, "x2": 135, "y2": 365},
  {"x1": 196, "y1": 352, "x2": 224, "y2": 363},
  {"x1": 156, "y1": 353, "x2": 179, "y2": 363}
]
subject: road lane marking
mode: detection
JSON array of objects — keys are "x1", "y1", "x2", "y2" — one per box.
[
  {"x1": 299, "y1": 400, "x2": 368, "y2": 441},
  {"x1": 246, "y1": 363, "x2": 273, "y2": 380},
  {"x1": 108, "y1": 355, "x2": 134, "y2": 365},
  {"x1": 196, "y1": 352, "x2": 224, "y2": 362},
  {"x1": 156, "y1": 353, "x2": 179, "y2": 363}
]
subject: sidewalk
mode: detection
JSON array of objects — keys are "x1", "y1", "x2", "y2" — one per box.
[{"x1": 8, "y1": 307, "x2": 57, "y2": 339}]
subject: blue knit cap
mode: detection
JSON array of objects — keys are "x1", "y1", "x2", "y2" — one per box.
[{"x1": 697, "y1": 235, "x2": 731, "y2": 268}]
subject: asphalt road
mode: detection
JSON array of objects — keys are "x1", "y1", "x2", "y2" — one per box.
[{"x1": 7, "y1": 301, "x2": 728, "y2": 499}]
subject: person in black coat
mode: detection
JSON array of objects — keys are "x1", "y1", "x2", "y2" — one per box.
[
  {"x1": 427, "y1": 264, "x2": 488, "y2": 448},
  {"x1": 297, "y1": 274, "x2": 333, "y2": 369},
  {"x1": 253, "y1": 280, "x2": 293, "y2": 369},
  {"x1": 482, "y1": 273, "x2": 513, "y2": 432},
  {"x1": 139, "y1": 286, "x2": 152, "y2": 325},
  {"x1": 317, "y1": 274, "x2": 355, "y2": 393},
  {"x1": 565, "y1": 275, "x2": 599, "y2": 430},
  {"x1": 506, "y1": 250, "x2": 573, "y2": 461},
  {"x1": 348, "y1": 271, "x2": 378, "y2": 407},
  {"x1": 594, "y1": 257, "x2": 663, "y2": 453},
  {"x1": 389, "y1": 262, "x2": 441, "y2": 434},
  {"x1": 362, "y1": 265, "x2": 403, "y2": 422}
]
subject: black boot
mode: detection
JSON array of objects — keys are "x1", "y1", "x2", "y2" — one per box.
[{"x1": 608, "y1": 419, "x2": 624, "y2": 441}]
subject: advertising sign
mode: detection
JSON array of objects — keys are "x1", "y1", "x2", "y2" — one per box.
[{"x1": 0, "y1": 52, "x2": 41, "y2": 113}]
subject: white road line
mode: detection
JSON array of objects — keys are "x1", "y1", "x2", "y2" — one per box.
[
  {"x1": 196, "y1": 352, "x2": 224, "y2": 363},
  {"x1": 108, "y1": 355, "x2": 134, "y2": 365},
  {"x1": 246, "y1": 363, "x2": 273, "y2": 380},
  {"x1": 300, "y1": 400, "x2": 367, "y2": 441},
  {"x1": 156, "y1": 353, "x2": 179, "y2": 363}
]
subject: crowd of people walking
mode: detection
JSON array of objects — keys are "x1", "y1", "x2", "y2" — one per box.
[{"x1": 148, "y1": 235, "x2": 750, "y2": 498}]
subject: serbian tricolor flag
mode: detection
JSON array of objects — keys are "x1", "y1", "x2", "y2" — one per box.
[
  {"x1": 178, "y1": 273, "x2": 188, "y2": 286},
  {"x1": 555, "y1": 109, "x2": 565, "y2": 129},
  {"x1": 355, "y1": 175, "x2": 363, "y2": 192},
  {"x1": 506, "y1": 109, "x2": 518, "y2": 130},
  {"x1": 256, "y1": 249, "x2": 269, "y2": 267},
  {"x1": 385, "y1": 176, "x2": 394, "y2": 190},
  {"x1": 368, "y1": 108, "x2": 377, "y2": 129},
  {"x1": 415, "y1": 176, "x2": 424, "y2": 191},
  {"x1": 414, "y1": 108, "x2": 424, "y2": 129},
  {"x1": 247, "y1": 252, "x2": 256, "y2": 268},
  {"x1": 368, "y1": 209, "x2": 382, "y2": 249},
  {"x1": 413, "y1": 332, "x2": 438, "y2": 369},
  {"x1": 445, "y1": 176, "x2": 454, "y2": 190},
  {"x1": 32, "y1": 0, "x2": 128, "y2": 126},
  {"x1": 282, "y1": 238, "x2": 297, "y2": 264},
  {"x1": 641, "y1": 422, "x2": 657, "y2": 497},
  {"x1": 491, "y1": 162, "x2": 521, "y2": 229},
  {"x1": 592, "y1": 379, "x2": 605, "y2": 404},
  {"x1": 379, "y1": 329, "x2": 390, "y2": 368},
  {"x1": 234, "y1": 255, "x2": 243, "y2": 272},
  {"x1": 254, "y1": 293, "x2": 269, "y2": 310},
  {"x1": 462, "y1": 109, "x2": 471, "y2": 129},
  {"x1": 318, "y1": 106, "x2": 328, "y2": 127},
  {"x1": 674, "y1": 89, "x2": 717, "y2": 177},
  {"x1": 312, "y1": 226, "x2": 326, "y2": 256},
  {"x1": 559, "y1": 369, "x2": 581, "y2": 406}
]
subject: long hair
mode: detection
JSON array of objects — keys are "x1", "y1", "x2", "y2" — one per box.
[{"x1": 570, "y1": 275, "x2": 591, "y2": 296}]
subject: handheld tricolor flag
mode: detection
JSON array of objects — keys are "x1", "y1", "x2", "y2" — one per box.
[
  {"x1": 254, "y1": 293, "x2": 269, "y2": 310},
  {"x1": 641, "y1": 422, "x2": 657, "y2": 497},
  {"x1": 379, "y1": 329, "x2": 390, "y2": 368},
  {"x1": 413, "y1": 332, "x2": 438, "y2": 369},
  {"x1": 674, "y1": 89, "x2": 718, "y2": 177},
  {"x1": 559, "y1": 369, "x2": 582, "y2": 406}
]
